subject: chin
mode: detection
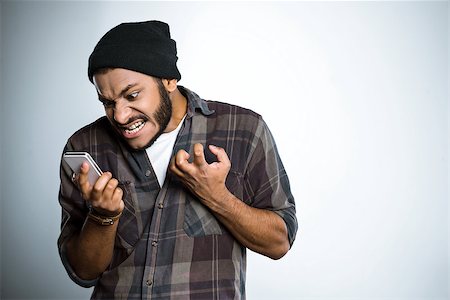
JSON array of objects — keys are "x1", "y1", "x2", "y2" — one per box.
[
  {"x1": 126, "y1": 134, "x2": 160, "y2": 151},
  {"x1": 127, "y1": 140, "x2": 150, "y2": 151},
  {"x1": 127, "y1": 143, "x2": 144, "y2": 150}
]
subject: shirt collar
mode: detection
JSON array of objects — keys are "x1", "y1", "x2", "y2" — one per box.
[{"x1": 178, "y1": 85, "x2": 215, "y2": 118}]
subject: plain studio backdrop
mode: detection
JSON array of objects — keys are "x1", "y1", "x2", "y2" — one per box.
[{"x1": 0, "y1": 1, "x2": 448, "y2": 299}]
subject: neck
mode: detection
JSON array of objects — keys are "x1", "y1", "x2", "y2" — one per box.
[{"x1": 165, "y1": 87, "x2": 187, "y2": 132}]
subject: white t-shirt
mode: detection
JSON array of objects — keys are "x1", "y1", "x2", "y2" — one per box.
[{"x1": 145, "y1": 116, "x2": 186, "y2": 187}]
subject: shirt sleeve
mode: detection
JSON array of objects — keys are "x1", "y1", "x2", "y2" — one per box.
[
  {"x1": 244, "y1": 118, "x2": 298, "y2": 247},
  {"x1": 57, "y1": 142, "x2": 99, "y2": 288}
]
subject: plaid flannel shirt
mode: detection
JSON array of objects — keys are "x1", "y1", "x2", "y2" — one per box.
[{"x1": 58, "y1": 86, "x2": 297, "y2": 299}]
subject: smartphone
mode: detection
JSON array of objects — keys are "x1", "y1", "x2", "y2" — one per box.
[{"x1": 63, "y1": 151, "x2": 103, "y2": 186}]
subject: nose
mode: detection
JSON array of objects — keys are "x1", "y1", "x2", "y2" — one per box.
[{"x1": 113, "y1": 99, "x2": 132, "y2": 125}]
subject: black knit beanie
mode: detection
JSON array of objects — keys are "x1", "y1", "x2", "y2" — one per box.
[{"x1": 88, "y1": 20, "x2": 181, "y2": 83}]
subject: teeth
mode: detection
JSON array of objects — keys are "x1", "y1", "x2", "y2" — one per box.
[
  {"x1": 125, "y1": 121, "x2": 144, "y2": 134},
  {"x1": 128, "y1": 121, "x2": 143, "y2": 130}
]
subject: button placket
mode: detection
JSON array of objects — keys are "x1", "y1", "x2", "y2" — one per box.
[{"x1": 142, "y1": 167, "x2": 169, "y2": 295}]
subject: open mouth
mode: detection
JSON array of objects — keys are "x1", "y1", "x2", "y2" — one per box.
[{"x1": 121, "y1": 120, "x2": 146, "y2": 137}]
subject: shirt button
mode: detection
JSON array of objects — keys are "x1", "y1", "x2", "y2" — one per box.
[
  {"x1": 145, "y1": 170, "x2": 151, "y2": 177},
  {"x1": 158, "y1": 202, "x2": 164, "y2": 209},
  {"x1": 146, "y1": 279, "x2": 153, "y2": 286},
  {"x1": 151, "y1": 240, "x2": 158, "y2": 247}
]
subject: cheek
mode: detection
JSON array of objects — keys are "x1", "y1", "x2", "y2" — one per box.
[
  {"x1": 104, "y1": 108, "x2": 120, "y2": 127},
  {"x1": 142, "y1": 91, "x2": 163, "y2": 112},
  {"x1": 105, "y1": 109, "x2": 114, "y2": 120},
  {"x1": 143, "y1": 101, "x2": 159, "y2": 114}
]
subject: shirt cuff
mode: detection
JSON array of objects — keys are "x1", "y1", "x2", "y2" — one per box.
[{"x1": 59, "y1": 242, "x2": 98, "y2": 288}]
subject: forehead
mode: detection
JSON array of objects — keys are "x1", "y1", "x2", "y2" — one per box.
[{"x1": 93, "y1": 68, "x2": 155, "y2": 95}]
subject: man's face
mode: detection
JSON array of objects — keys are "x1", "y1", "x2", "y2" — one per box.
[{"x1": 93, "y1": 68, "x2": 172, "y2": 150}]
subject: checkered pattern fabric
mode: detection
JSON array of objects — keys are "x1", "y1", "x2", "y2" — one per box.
[{"x1": 58, "y1": 86, "x2": 297, "y2": 299}]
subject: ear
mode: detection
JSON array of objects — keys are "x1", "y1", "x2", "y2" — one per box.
[{"x1": 162, "y1": 79, "x2": 178, "y2": 93}]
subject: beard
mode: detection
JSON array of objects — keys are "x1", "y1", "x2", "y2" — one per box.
[{"x1": 141, "y1": 80, "x2": 173, "y2": 149}]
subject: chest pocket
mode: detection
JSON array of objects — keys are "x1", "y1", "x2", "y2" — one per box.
[{"x1": 183, "y1": 170, "x2": 243, "y2": 237}]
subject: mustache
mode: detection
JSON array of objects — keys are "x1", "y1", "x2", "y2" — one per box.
[{"x1": 114, "y1": 114, "x2": 149, "y2": 128}]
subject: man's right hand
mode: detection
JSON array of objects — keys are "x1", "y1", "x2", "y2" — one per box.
[
  {"x1": 78, "y1": 161, "x2": 124, "y2": 216},
  {"x1": 67, "y1": 162, "x2": 124, "y2": 280}
]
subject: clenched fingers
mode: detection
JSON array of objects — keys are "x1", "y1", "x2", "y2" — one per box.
[
  {"x1": 170, "y1": 149, "x2": 193, "y2": 176},
  {"x1": 209, "y1": 145, "x2": 231, "y2": 167},
  {"x1": 193, "y1": 143, "x2": 207, "y2": 167}
]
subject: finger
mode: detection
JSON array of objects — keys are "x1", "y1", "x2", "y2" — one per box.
[
  {"x1": 174, "y1": 149, "x2": 195, "y2": 173},
  {"x1": 78, "y1": 161, "x2": 90, "y2": 187},
  {"x1": 209, "y1": 145, "x2": 231, "y2": 167},
  {"x1": 112, "y1": 186, "x2": 123, "y2": 202},
  {"x1": 112, "y1": 187, "x2": 125, "y2": 212},
  {"x1": 78, "y1": 162, "x2": 93, "y2": 198},
  {"x1": 169, "y1": 156, "x2": 185, "y2": 178},
  {"x1": 102, "y1": 178, "x2": 119, "y2": 202},
  {"x1": 91, "y1": 172, "x2": 113, "y2": 200},
  {"x1": 92, "y1": 185, "x2": 124, "y2": 215},
  {"x1": 193, "y1": 143, "x2": 207, "y2": 167},
  {"x1": 116, "y1": 201, "x2": 125, "y2": 215}
]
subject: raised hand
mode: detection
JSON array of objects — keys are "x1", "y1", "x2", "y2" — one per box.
[
  {"x1": 169, "y1": 143, "x2": 232, "y2": 207},
  {"x1": 77, "y1": 162, "x2": 124, "y2": 216}
]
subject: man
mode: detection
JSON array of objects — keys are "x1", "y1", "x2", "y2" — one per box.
[{"x1": 58, "y1": 20, "x2": 297, "y2": 299}]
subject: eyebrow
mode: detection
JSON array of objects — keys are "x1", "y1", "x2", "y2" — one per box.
[{"x1": 98, "y1": 83, "x2": 139, "y2": 101}]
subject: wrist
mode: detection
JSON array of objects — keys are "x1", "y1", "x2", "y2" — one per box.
[
  {"x1": 87, "y1": 208, "x2": 122, "y2": 226},
  {"x1": 207, "y1": 188, "x2": 235, "y2": 213}
]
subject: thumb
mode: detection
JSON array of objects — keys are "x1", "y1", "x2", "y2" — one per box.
[{"x1": 78, "y1": 161, "x2": 93, "y2": 199}]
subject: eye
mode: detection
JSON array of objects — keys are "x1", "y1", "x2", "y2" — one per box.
[{"x1": 126, "y1": 91, "x2": 139, "y2": 100}]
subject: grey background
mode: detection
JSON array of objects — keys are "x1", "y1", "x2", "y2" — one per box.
[{"x1": 0, "y1": 1, "x2": 448, "y2": 299}]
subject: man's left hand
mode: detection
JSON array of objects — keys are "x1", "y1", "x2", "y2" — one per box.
[{"x1": 169, "y1": 143, "x2": 231, "y2": 205}]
